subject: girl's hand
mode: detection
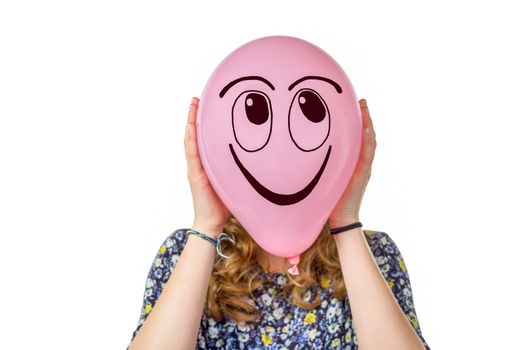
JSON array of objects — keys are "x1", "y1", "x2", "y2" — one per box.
[
  {"x1": 184, "y1": 97, "x2": 230, "y2": 237},
  {"x1": 329, "y1": 99, "x2": 376, "y2": 228}
]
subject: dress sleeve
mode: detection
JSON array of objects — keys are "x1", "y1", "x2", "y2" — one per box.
[
  {"x1": 126, "y1": 228, "x2": 208, "y2": 350},
  {"x1": 366, "y1": 230, "x2": 431, "y2": 350}
]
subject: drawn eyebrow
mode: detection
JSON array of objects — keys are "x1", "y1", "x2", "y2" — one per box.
[
  {"x1": 288, "y1": 75, "x2": 343, "y2": 94},
  {"x1": 219, "y1": 76, "x2": 275, "y2": 98}
]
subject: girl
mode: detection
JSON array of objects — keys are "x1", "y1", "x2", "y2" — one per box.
[{"x1": 127, "y1": 97, "x2": 430, "y2": 350}]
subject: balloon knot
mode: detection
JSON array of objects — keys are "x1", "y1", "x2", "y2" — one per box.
[
  {"x1": 287, "y1": 255, "x2": 301, "y2": 276},
  {"x1": 287, "y1": 265, "x2": 299, "y2": 275}
]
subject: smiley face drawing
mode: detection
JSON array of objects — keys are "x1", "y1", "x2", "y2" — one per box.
[
  {"x1": 223, "y1": 75, "x2": 340, "y2": 206},
  {"x1": 196, "y1": 36, "x2": 361, "y2": 260}
]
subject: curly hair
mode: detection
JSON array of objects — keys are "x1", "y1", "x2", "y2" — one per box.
[{"x1": 203, "y1": 214, "x2": 347, "y2": 324}]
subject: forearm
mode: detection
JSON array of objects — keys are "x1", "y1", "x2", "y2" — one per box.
[
  {"x1": 129, "y1": 225, "x2": 219, "y2": 350},
  {"x1": 333, "y1": 227, "x2": 426, "y2": 350}
]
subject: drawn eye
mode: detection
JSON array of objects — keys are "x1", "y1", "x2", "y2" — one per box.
[
  {"x1": 244, "y1": 92, "x2": 270, "y2": 125},
  {"x1": 288, "y1": 88, "x2": 330, "y2": 152},
  {"x1": 298, "y1": 90, "x2": 326, "y2": 123},
  {"x1": 232, "y1": 90, "x2": 273, "y2": 152}
]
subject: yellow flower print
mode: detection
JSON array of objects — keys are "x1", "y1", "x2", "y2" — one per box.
[
  {"x1": 388, "y1": 280, "x2": 394, "y2": 289},
  {"x1": 399, "y1": 259, "x2": 407, "y2": 272},
  {"x1": 309, "y1": 329, "x2": 318, "y2": 340},
  {"x1": 410, "y1": 316, "x2": 419, "y2": 329},
  {"x1": 345, "y1": 330, "x2": 352, "y2": 342},
  {"x1": 155, "y1": 258, "x2": 162, "y2": 267},
  {"x1": 144, "y1": 303, "x2": 152, "y2": 315},
  {"x1": 304, "y1": 312, "x2": 316, "y2": 325},
  {"x1": 320, "y1": 275, "x2": 332, "y2": 289},
  {"x1": 159, "y1": 245, "x2": 166, "y2": 254},
  {"x1": 261, "y1": 333, "x2": 272, "y2": 346},
  {"x1": 332, "y1": 338, "x2": 341, "y2": 347},
  {"x1": 265, "y1": 326, "x2": 275, "y2": 334}
]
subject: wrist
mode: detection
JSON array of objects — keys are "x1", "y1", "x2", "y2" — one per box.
[
  {"x1": 191, "y1": 223, "x2": 223, "y2": 240},
  {"x1": 332, "y1": 225, "x2": 364, "y2": 245},
  {"x1": 330, "y1": 216, "x2": 360, "y2": 229}
]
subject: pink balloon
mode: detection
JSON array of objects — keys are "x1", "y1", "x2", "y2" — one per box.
[{"x1": 196, "y1": 36, "x2": 362, "y2": 275}]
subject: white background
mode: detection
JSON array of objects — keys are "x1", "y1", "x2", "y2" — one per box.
[{"x1": 1, "y1": 1, "x2": 523, "y2": 349}]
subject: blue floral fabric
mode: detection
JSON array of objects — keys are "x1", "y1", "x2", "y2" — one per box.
[{"x1": 128, "y1": 228, "x2": 430, "y2": 349}]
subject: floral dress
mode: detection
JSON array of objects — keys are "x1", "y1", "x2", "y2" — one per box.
[{"x1": 127, "y1": 228, "x2": 430, "y2": 349}]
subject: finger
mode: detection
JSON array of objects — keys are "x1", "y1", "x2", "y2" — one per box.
[
  {"x1": 184, "y1": 97, "x2": 197, "y2": 148},
  {"x1": 363, "y1": 130, "x2": 376, "y2": 164},
  {"x1": 361, "y1": 99, "x2": 376, "y2": 146},
  {"x1": 359, "y1": 99, "x2": 375, "y2": 136},
  {"x1": 358, "y1": 99, "x2": 376, "y2": 164},
  {"x1": 184, "y1": 98, "x2": 205, "y2": 176},
  {"x1": 187, "y1": 97, "x2": 200, "y2": 124},
  {"x1": 184, "y1": 97, "x2": 196, "y2": 148}
]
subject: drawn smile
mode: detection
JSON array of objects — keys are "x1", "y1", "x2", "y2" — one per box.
[{"x1": 228, "y1": 143, "x2": 332, "y2": 206}]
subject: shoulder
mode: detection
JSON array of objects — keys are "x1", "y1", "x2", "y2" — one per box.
[
  {"x1": 363, "y1": 230, "x2": 408, "y2": 276},
  {"x1": 156, "y1": 228, "x2": 191, "y2": 257},
  {"x1": 363, "y1": 229, "x2": 403, "y2": 256},
  {"x1": 128, "y1": 228, "x2": 206, "y2": 348},
  {"x1": 362, "y1": 230, "x2": 430, "y2": 349},
  {"x1": 139, "y1": 228, "x2": 192, "y2": 316},
  {"x1": 146, "y1": 228, "x2": 191, "y2": 282}
]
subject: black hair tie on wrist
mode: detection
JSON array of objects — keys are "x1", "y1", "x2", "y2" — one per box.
[{"x1": 330, "y1": 221, "x2": 363, "y2": 235}]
